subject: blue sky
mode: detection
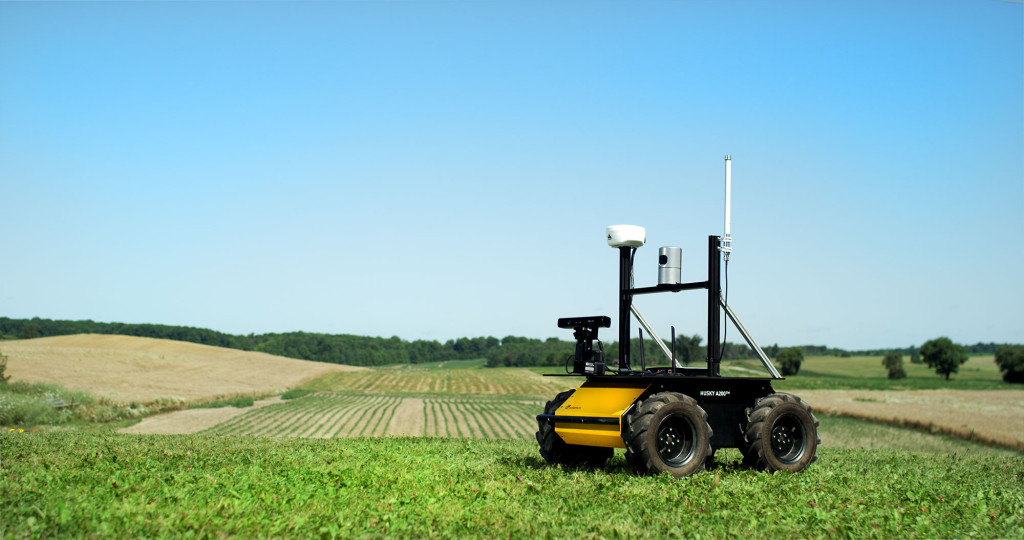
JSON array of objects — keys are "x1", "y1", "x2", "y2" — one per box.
[{"x1": 1, "y1": 0, "x2": 1021, "y2": 350}]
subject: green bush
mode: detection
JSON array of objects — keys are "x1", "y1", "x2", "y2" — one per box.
[
  {"x1": 188, "y1": 396, "x2": 254, "y2": 409},
  {"x1": 0, "y1": 379, "x2": 163, "y2": 427},
  {"x1": 74, "y1": 397, "x2": 183, "y2": 423},
  {"x1": 882, "y1": 351, "x2": 907, "y2": 379},
  {"x1": 0, "y1": 379, "x2": 101, "y2": 427},
  {"x1": 281, "y1": 389, "x2": 314, "y2": 400},
  {"x1": 995, "y1": 345, "x2": 1024, "y2": 383},
  {"x1": 0, "y1": 393, "x2": 70, "y2": 426},
  {"x1": 0, "y1": 349, "x2": 10, "y2": 384},
  {"x1": 776, "y1": 347, "x2": 803, "y2": 376},
  {"x1": 5, "y1": 381, "x2": 94, "y2": 405}
]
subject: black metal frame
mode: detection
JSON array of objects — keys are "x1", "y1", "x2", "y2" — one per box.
[{"x1": 617, "y1": 235, "x2": 723, "y2": 376}]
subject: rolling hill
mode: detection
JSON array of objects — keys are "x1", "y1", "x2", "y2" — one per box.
[{"x1": 1, "y1": 334, "x2": 362, "y2": 402}]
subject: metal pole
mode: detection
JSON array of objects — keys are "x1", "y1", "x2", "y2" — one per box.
[
  {"x1": 707, "y1": 235, "x2": 721, "y2": 377},
  {"x1": 671, "y1": 326, "x2": 676, "y2": 374},
  {"x1": 618, "y1": 246, "x2": 632, "y2": 372}
]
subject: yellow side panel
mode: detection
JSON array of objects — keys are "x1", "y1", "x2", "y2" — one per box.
[{"x1": 554, "y1": 382, "x2": 648, "y2": 448}]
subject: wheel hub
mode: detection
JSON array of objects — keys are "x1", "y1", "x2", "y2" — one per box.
[
  {"x1": 659, "y1": 427, "x2": 683, "y2": 455},
  {"x1": 655, "y1": 418, "x2": 694, "y2": 465},
  {"x1": 771, "y1": 427, "x2": 793, "y2": 450},
  {"x1": 770, "y1": 414, "x2": 806, "y2": 463}
]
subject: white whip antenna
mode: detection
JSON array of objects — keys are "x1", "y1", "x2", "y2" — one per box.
[{"x1": 722, "y1": 155, "x2": 732, "y2": 261}]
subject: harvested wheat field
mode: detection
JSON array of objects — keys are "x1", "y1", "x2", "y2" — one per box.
[
  {"x1": 2, "y1": 334, "x2": 363, "y2": 403},
  {"x1": 799, "y1": 389, "x2": 1024, "y2": 450}
]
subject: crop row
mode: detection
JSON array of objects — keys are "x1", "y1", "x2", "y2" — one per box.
[
  {"x1": 423, "y1": 399, "x2": 541, "y2": 439},
  {"x1": 201, "y1": 393, "x2": 545, "y2": 440},
  {"x1": 203, "y1": 394, "x2": 401, "y2": 438},
  {"x1": 303, "y1": 369, "x2": 570, "y2": 398}
]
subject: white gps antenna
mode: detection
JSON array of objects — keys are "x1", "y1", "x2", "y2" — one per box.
[{"x1": 722, "y1": 155, "x2": 733, "y2": 261}]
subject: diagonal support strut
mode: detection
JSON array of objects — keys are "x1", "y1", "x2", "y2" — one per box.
[{"x1": 720, "y1": 297, "x2": 783, "y2": 379}]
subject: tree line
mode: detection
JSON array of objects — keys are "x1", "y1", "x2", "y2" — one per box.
[
  {"x1": 0, "y1": 317, "x2": 772, "y2": 368},
  {"x1": 0, "y1": 317, "x2": 497, "y2": 367}
]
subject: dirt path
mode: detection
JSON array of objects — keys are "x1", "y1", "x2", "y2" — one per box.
[
  {"x1": 799, "y1": 389, "x2": 1024, "y2": 450},
  {"x1": 385, "y1": 398, "x2": 425, "y2": 437},
  {"x1": 118, "y1": 396, "x2": 283, "y2": 435}
]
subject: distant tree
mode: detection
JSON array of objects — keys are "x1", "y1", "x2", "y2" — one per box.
[
  {"x1": 0, "y1": 349, "x2": 10, "y2": 384},
  {"x1": 18, "y1": 323, "x2": 39, "y2": 340},
  {"x1": 920, "y1": 337, "x2": 968, "y2": 381},
  {"x1": 994, "y1": 345, "x2": 1024, "y2": 384},
  {"x1": 501, "y1": 335, "x2": 527, "y2": 346},
  {"x1": 882, "y1": 351, "x2": 906, "y2": 379},
  {"x1": 672, "y1": 334, "x2": 704, "y2": 366},
  {"x1": 776, "y1": 347, "x2": 803, "y2": 376}
]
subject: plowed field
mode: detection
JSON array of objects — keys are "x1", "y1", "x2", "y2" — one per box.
[{"x1": 198, "y1": 392, "x2": 543, "y2": 440}]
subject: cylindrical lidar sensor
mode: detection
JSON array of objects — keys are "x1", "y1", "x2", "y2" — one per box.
[{"x1": 658, "y1": 247, "x2": 682, "y2": 285}]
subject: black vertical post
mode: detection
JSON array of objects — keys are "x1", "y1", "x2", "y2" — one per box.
[
  {"x1": 618, "y1": 246, "x2": 632, "y2": 373},
  {"x1": 707, "y1": 235, "x2": 721, "y2": 377},
  {"x1": 671, "y1": 326, "x2": 676, "y2": 375}
]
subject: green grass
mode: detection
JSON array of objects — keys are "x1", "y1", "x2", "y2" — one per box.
[
  {"x1": 1, "y1": 432, "x2": 1020, "y2": 539},
  {"x1": 187, "y1": 396, "x2": 256, "y2": 409}
]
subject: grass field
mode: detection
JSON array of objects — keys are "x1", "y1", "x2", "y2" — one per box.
[
  {"x1": 1, "y1": 432, "x2": 1021, "y2": 538},
  {"x1": 532, "y1": 354, "x2": 1010, "y2": 389},
  {"x1": 3, "y1": 338, "x2": 1023, "y2": 538}
]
